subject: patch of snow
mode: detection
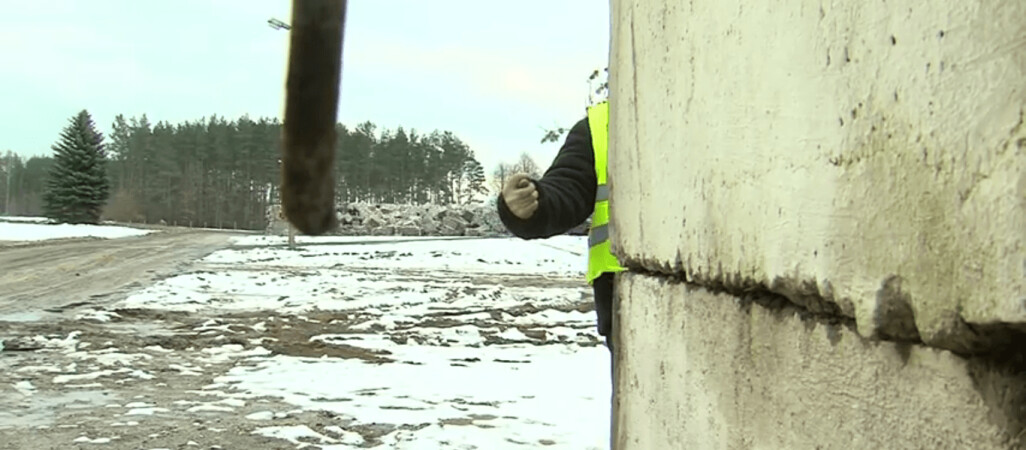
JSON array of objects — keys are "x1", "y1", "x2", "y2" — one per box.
[
  {"x1": 118, "y1": 269, "x2": 586, "y2": 316},
  {"x1": 347, "y1": 314, "x2": 413, "y2": 331},
  {"x1": 512, "y1": 309, "x2": 593, "y2": 326},
  {"x1": 199, "y1": 345, "x2": 270, "y2": 363},
  {"x1": 245, "y1": 411, "x2": 274, "y2": 421},
  {"x1": 217, "y1": 398, "x2": 246, "y2": 407},
  {"x1": 13, "y1": 380, "x2": 36, "y2": 396},
  {"x1": 8, "y1": 332, "x2": 81, "y2": 354},
  {"x1": 205, "y1": 236, "x2": 587, "y2": 277},
  {"x1": 73, "y1": 436, "x2": 117, "y2": 444},
  {"x1": 110, "y1": 421, "x2": 139, "y2": 427},
  {"x1": 252, "y1": 425, "x2": 340, "y2": 447},
  {"x1": 229, "y1": 234, "x2": 466, "y2": 247},
  {"x1": 186, "y1": 404, "x2": 234, "y2": 413},
  {"x1": 0, "y1": 216, "x2": 49, "y2": 223},
  {"x1": 124, "y1": 407, "x2": 170, "y2": 416},
  {"x1": 215, "y1": 342, "x2": 610, "y2": 448},
  {"x1": 54, "y1": 369, "x2": 130, "y2": 384},
  {"x1": 65, "y1": 383, "x2": 105, "y2": 389},
  {"x1": 99, "y1": 233, "x2": 604, "y2": 447},
  {"x1": 130, "y1": 370, "x2": 155, "y2": 380},
  {"x1": 169, "y1": 364, "x2": 203, "y2": 376},
  {"x1": 74, "y1": 309, "x2": 121, "y2": 323},
  {"x1": 0, "y1": 222, "x2": 153, "y2": 242},
  {"x1": 143, "y1": 345, "x2": 173, "y2": 353},
  {"x1": 16, "y1": 365, "x2": 63, "y2": 374},
  {"x1": 378, "y1": 421, "x2": 605, "y2": 450},
  {"x1": 67, "y1": 350, "x2": 152, "y2": 367},
  {"x1": 323, "y1": 426, "x2": 366, "y2": 446},
  {"x1": 496, "y1": 327, "x2": 530, "y2": 341}
]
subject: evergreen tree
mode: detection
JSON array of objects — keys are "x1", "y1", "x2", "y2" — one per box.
[
  {"x1": 17, "y1": 156, "x2": 51, "y2": 216},
  {"x1": 107, "y1": 114, "x2": 131, "y2": 190},
  {"x1": 1, "y1": 151, "x2": 14, "y2": 214},
  {"x1": 17, "y1": 111, "x2": 490, "y2": 228},
  {"x1": 43, "y1": 110, "x2": 110, "y2": 224},
  {"x1": 460, "y1": 159, "x2": 487, "y2": 204}
]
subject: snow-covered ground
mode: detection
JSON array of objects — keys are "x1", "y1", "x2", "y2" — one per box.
[
  {"x1": 1, "y1": 234, "x2": 610, "y2": 449},
  {"x1": 0, "y1": 215, "x2": 50, "y2": 223},
  {"x1": 0, "y1": 221, "x2": 154, "y2": 241}
]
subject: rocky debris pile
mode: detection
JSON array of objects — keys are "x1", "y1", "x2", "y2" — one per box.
[
  {"x1": 267, "y1": 202, "x2": 590, "y2": 237},
  {"x1": 336, "y1": 202, "x2": 506, "y2": 237}
]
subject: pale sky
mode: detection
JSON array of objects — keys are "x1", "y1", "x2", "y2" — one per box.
[{"x1": 0, "y1": 0, "x2": 610, "y2": 177}]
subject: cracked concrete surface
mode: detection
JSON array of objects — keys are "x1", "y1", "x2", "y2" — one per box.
[
  {"x1": 607, "y1": 0, "x2": 1026, "y2": 448},
  {"x1": 612, "y1": 274, "x2": 1026, "y2": 450},
  {"x1": 609, "y1": 0, "x2": 1026, "y2": 355}
]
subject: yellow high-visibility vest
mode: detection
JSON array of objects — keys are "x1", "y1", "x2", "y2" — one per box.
[{"x1": 586, "y1": 101, "x2": 626, "y2": 284}]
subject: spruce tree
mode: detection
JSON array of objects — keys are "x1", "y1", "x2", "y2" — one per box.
[
  {"x1": 43, "y1": 110, "x2": 110, "y2": 224},
  {"x1": 461, "y1": 159, "x2": 487, "y2": 204}
]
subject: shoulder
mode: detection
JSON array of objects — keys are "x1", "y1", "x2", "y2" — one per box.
[
  {"x1": 545, "y1": 116, "x2": 595, "y2": 174},
  {"x1": 569, "y1": 117, "x2": 590, "y2": 137},
  {"x1": 560, "y1": 117, "x2": 591, "y2": 153}
]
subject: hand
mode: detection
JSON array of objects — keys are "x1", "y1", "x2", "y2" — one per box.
[{"x1": 502, "y1": 173, "x2": 539, "y2": 220}]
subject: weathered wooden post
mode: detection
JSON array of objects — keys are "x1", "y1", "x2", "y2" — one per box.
[{"x1": 280, "y1": 0, "x2": 347, "y2": 236}]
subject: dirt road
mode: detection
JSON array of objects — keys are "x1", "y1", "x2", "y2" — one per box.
[{"x1": 0, "y1": 230, "x2": 236, "y2": 319}]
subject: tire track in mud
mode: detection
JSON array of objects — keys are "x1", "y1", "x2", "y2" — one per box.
[{"x1": 0, "y1": 230, "x2": 236, "y2": 316}]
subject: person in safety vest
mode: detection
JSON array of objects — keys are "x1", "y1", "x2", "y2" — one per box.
[{"x1": 497, "y1": 100, "x2": 625, "y2": 355}]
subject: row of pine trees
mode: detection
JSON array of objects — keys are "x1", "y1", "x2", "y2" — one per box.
[{"x1": 1, "y1": 110, "x2": 490, "y2": 230}]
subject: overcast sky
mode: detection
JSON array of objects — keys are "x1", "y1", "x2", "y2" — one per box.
[{"x1": 0, "y1": 0, "x2": 610, "y2": 177}]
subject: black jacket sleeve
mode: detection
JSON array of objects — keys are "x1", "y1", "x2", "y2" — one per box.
[{"x1": 497, "y1": 117, "x2": 596, "y2": 239}]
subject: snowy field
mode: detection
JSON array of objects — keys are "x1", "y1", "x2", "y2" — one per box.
[
  {"x1": 0, "y1": 220, "x2": 154, "y2": 241},
  {"x1": 0, "y1": 234, "x2": 610, "y2": 449},
  {"x1": 0, "y1": 216, "x2": 50, "y2": 223}
]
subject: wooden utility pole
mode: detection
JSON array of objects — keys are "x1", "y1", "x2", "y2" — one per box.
[{"x1": 279, "y1": 0, "x2": 347, "y2": 236}]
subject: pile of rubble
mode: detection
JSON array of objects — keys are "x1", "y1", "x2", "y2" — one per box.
[
  {"x1": 267, "y1": 202, "x2": 589, "y2": 237},
  {"x1": 336, "y1": 202, "x2": 506, "y2": 237}
]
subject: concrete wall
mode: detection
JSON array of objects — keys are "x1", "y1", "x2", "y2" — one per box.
[
  {"x1": 612, "y1": 274, "x2": 1025, "y2": 449},
  {"x1": 607, "y1": 0, "x2": 1026, "y2": 448}
]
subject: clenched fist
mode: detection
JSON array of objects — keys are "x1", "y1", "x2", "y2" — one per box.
[{"x1": 501, "y1": 173, "x2": 538, "y2": 220}]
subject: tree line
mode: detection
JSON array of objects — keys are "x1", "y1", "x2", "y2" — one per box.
[
  {"x1": 1, "y1": 112, "x2": 489, "y2": 229},
  {"x1": 491, "y1": 152, "x2": 543, "y2": 194},
  {"x1": 1, "y1": 66, "x2": 602, "y2": 228},
  {"x1": 0, "y1": 151, "x2": 53, "y2": 218}
]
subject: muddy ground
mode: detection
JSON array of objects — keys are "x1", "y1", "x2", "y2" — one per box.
[
  {"x1": 0, "y1": 230, "x2": 235, "y2": 317},
  {"x1": 0, "y1": 232, "x2": 606, "y2": 449}
]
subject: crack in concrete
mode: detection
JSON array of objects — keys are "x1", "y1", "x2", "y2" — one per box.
[
  {"x1": 621, "y1": 261, "x2": 1026, "y2": 363},
  {"x1": 618, "y1": 267, "x2": 1026, "y2": 446}
]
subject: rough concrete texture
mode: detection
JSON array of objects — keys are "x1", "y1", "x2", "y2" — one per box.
[
  {"x1": 612, "y1": 273, "x2": 1026, "y2": 449},
  {"x1": 607, "y1": 0, "x2": 1026, "y2": 353}
]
